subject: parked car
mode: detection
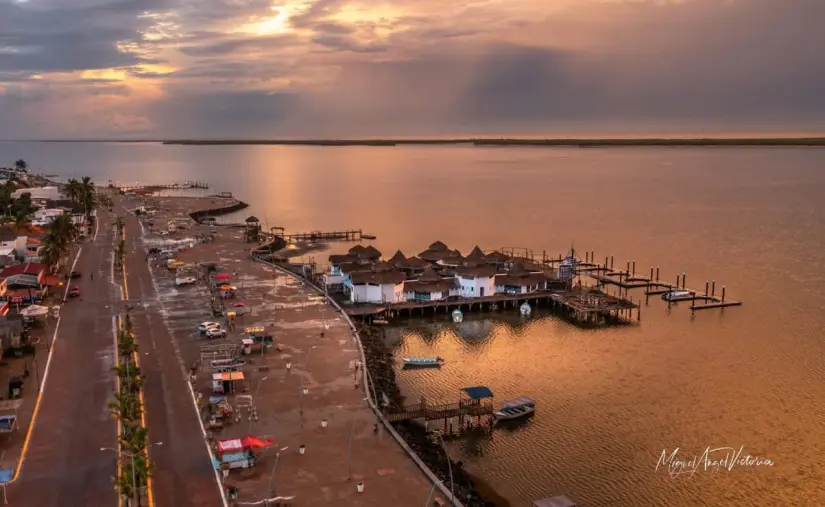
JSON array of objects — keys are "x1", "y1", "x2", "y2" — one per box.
[
  {"x1": 205, "y1": 327, "x2": 227, "y2": 338},
  {"x1": 198, "y1": 321, "x2": 220, "y2": 333},
  {"x1": 68, "y1": 287, "x2": 81, "y2": 297},
  {"x1": 175, "y1": 276, "x2": 197, "y2": 286},
  {"x1": 65, "y1": 271, "x2": 82, "y2": 279}
]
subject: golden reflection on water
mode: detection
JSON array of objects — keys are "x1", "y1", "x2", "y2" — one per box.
[{"x1": 13, "y1": 142, "x2": 825, "y2": 505}]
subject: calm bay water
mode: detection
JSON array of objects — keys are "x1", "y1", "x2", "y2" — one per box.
[{"x1": 4, "y1": 141, "x2": 825, "y2": 505}]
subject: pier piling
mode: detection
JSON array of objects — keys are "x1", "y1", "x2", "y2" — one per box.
[
  {"x1": 722, "y1": 286, "x2": 726, "y2": 302},
  {"x1": 632, "y1": 260, "x2": 636, "y2": 275},
  {"x1": 656, "y1": 266, "x2": 660, "y2": 281},
  {"x1": 711, "y1": 280, "x2": 716, "y2": 296}
]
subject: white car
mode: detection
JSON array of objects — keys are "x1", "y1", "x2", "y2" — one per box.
[
  {"x1": 176, "y1": 276, "x2": 197, "y2": 286},
  {"x1": 198, "y1": 322, "x2": 220, "y2": 333},
  {"x1": 205, "y1": 327, "x2": 227, "y2": 338}
]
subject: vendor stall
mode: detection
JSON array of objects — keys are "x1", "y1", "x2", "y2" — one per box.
[{"x1": 211, "y1": 371, "x2": 245, "y2": 395}]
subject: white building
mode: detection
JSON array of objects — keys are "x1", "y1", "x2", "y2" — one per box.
[
  {"x1": 347, "y1": 269, "x2": 406, "y2": 304},
  {"x1": 454, "y1": 264, "x2": 498, "y2": 298},
  {"x1": 403, "y1": 267, "x2": 460, "y2": 302},
  {"x1": 12, "y1": 186, "x2": 61, "y2": 201},
  {"x1": 494, "y1": 262, "x2": 549, "y2": 294}
]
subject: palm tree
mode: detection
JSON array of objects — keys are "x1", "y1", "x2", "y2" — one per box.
[
  {"x1": 108, "y1": 392, "x2": 142, "y2": 422},
  {"x1": 14, "y1": 159, "x2": 27, "y2": 172},
  {"x1": 13, "y1": 212, "x2": 31, "y2": 235},
  {"x1": 64, "y1": 179, "x2": 82, "y2": 204},
  {"x1": 80, "y1": 176, "x2": 96, "y2": 215},
  {"x1": 40, "y1": 235, "x2": 63, "y2": 271}
]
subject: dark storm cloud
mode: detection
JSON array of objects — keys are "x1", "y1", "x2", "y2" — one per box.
[
  {"x1": 0, "y1": 0, "x2": 170, "y2": 74},
  {"x1": 177, "y1": 34, "x2": 300, "y2": 57},
  {"x1": 146, "y1": 90, "x2": 302, "y2": 137},
  {"x1": 453, "y1": 0, "x2": 825, "y2": 124}
]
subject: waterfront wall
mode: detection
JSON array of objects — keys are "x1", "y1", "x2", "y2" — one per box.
[{"x1": 187, "y1": 199, "x2": 249, "y2": 222}]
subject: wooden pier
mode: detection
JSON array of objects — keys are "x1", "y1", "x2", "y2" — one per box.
[
  {"x1": 566, "y1": 254, "x2": 743, "y2": 311},
  {"x1": 276, "y1": 229, "x2": 368, "y2": 242},
  {"x1": 114, "y1": 181, "x2": 209, "y2": 192},
  {"x1": 384, "y1": 387, "x2": 496, "y2": 435},
  {"x1": 385, "y1": 400, "x2": 494, "y2": 423},
  {"x1": 347, "y1": 287, "x2": 641, "y2": 325}
]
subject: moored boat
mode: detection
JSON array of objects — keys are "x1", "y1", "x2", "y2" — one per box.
[
  {"x1": 403, "y1": 357, "x2": 444, "y2": 368},
  {"x1": 494, "y1": 396, "x2": 536, "y2": 420},
  {"x1": 451, "y1": 309, "x2": 464, "y2": 323},
  {"x1": 662, "y1": 290, "x2": 691, "y2": 301}
]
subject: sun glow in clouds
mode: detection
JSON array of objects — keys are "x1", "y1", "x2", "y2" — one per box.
[{"x1": 243, "y1": 2, "x2": 307, "y2": 35}]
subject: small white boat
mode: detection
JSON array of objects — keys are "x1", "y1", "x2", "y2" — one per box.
[
  {"x1": 662, "y1": 290, "x2": 691, "y2": 301},
  {"x1": 403, "y1": 357, "x2": 444, "y2": 368},
  {"x1": 451, "y1": 309, "x2": 464, "y2": 323},
  {"x1": 520, "y1": 302, "x2": 532, "y2": 316},
  {"x1": 494, "y1": 396, "x2": 536, "y2": 421}
]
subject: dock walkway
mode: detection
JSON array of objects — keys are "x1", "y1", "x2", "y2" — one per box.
[{"x1": 385, "y1": 401, "x2": 494, "y2": 423}]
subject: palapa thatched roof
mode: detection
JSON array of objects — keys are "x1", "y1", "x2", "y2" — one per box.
[
  {"x1": 454, "y1": 264, "x2": 498, "y2": 278},
  {"x1": 245, "y1": 216, "x2": 260, "y2": 223},
  {"x1": 404, "y1": 267, "x2": 459, "y2": 293},
  {"x1": 372, "y1": 261, "x2": 394, "y2": 272},
  {"x1": 485, "y1": 250, "x2": 510, "y2": 263},
  {"x1": 329, "y1": 254, "x2": 357, "y2": 265},
  {"x1": 360, "y1": 245, "x2": 382, "y2": 259},
  {"x1": 350, "y1": 269, "x2": 405, "y2": 285},
  {"x1": 398, "y1": 256, "x2": 430, "y2": 269},
  {"x1": 389, "y1": 250, "x2": 406, "y2": 264},
  {"x1": 466, "y1": 246, "x2": 486, "y2": 260},
  {"x1": 428, "y1": 240, "x2": 449, "y2": 251},
  {"x1": 348, "y1": 245, "x2": 366, "y2": 255},
  {"x1": 494, "y1": 261, "x2": 547, "y2": 286}
]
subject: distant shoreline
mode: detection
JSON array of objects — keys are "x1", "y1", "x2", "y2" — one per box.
[{"x1": 29, "y1": 137, "x2": 825, "y2": 147}]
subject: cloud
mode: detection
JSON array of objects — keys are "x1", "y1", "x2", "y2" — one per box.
[{"x1": 1, "y1": 0, "x2": 825, "y2": 138}]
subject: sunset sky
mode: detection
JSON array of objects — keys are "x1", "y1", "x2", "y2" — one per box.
[{"x1": 1, "y1": 0, "x2": 823, "y2": 138}]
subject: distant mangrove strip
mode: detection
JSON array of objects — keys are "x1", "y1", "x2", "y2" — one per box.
[{"x1": 159, "y1": 137, "x2": 825, "y2": 147}]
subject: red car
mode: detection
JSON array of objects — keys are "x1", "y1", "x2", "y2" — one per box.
[{"x1": 68, "y1": 287, "x2": 81, "y2": 297}]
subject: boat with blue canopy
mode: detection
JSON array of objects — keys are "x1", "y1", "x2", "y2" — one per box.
[
  {"x1": 494, "y1": 396, "x2": 536, "y2": 420},
  {"x1": 402, "y1": 356, "x2": 444, "y2": 368}
]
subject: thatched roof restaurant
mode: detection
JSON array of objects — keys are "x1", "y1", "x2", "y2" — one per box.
[
  {"x1": 494, "y1": 261, "x2": 548, "y2": 287},
  {"x1": 404, "y1": 267, "x2": 459, "y2": 293},
  {"x1": 349, "y1": 269, "x2": 405, "y2": 285}
]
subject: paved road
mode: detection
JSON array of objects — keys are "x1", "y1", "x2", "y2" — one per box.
[
  {"x1": 10, "y1": 212, "x2": 121, "y2": 506},
  {"x1": 119, "y1": 201, "x2": 223, "y2": 507}
]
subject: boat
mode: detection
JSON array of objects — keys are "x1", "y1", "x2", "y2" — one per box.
[
  {"x1": 451, "y1": 309, "x2": 464, "y2": 323},
  {"x1": 362, "y1": 234, "x2": 377, "y2": 240},
  {"x1": 662, "y1": 290, "x2": 691, "y2": 301},
  {"x1": 403, "y1": 357, "x2": 444, "y2": 368},
  {"x1": 494, "y1": 396, "x2": 536, "y2": 421},
  {"x1": 520, "y1": 302, "x2": 532, "y2": 316}
]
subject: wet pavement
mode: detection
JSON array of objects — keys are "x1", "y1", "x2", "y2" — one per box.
[
  {"x1": 121, "y1": 194, "x2": 444, "y2": 506},
  {"x1": 8, "y1": 211, "x2": 120, "y2": 507}
]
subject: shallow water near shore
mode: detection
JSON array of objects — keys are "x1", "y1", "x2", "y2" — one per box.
[{"x1": 10, "y1": 141, "x2": 825, "y2": 505}]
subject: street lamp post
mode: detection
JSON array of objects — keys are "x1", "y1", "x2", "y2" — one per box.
[
  {"x1": 346, "y1": 397, "x2": 369, "y2": 481},
  {"x1": 248, "y1": 376, "x2": 268, "y2": 434},
  {"x1": 299, "y1": 346, "x2": 317, "y2": 417},
  {"x1": 101, "y1": 442, "x2": 163, "y2": 507},
  {"x1": 265, "y1": 446, "x2": 289, "y2": 505}
]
